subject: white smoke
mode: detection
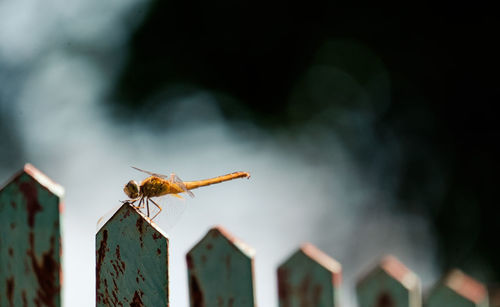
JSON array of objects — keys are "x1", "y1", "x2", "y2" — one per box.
[{"x1": 0, "y1": 1, "x2": 440, "y2": 306}]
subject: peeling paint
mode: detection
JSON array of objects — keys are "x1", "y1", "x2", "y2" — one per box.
[
  {"x1": 28, "y1": 233, "x2": 59, "y2": 307},
  {"x1": 277, "y1": 243, "x2": 341, "y2": 307},
  {"x1": 136, "y1": 217, "x2": 144, "y2": 234},
  {"x1": 356, "y1": 255, "x2": 420, "y2": 307},
  {"x1": 0, "y1": 165, "x2": 62, "y2": 307},
  {"x1": 6, "y1": 277, "x2": 14, "y2": 307},
  {"x1": 96, "y1": 203, "x2": 169, "y2": 306},
  {"x1": 21, "y1": 290, "x2": 27, "y2": 307},
  {"x1": 376, "y1": 292, "x2": 395, "y2": 307},
  {"x1": 131, "y1": 290, "x2": 145, "y2": 307},
  {"x1": 190, "y1": 274, "x2": 205, "y2": 307},
  {"x1": 18, "y1": 180, "x2": 43, "y2": 228},
  {"x1": 186, "y1": 254, "x2": 194, "y2": 269},
  {"x1": 96, "y1": 229, "x2": 109, "y2": 299},
  {"x1": 187, "y1": 226, "x2": 255, "y2": 307},
  {"x1": 277, "y1": 267, "x2": 291, "y2": 306}
]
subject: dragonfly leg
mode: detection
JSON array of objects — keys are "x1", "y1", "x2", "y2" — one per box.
[
  {"x1": 128, "y1": 198, "x2": 139, "y2": 206},
  {"x1": 132, "y1": 197, "x2": 144, "y2": 209},
  {"x1": 149, "y1": 198, "x2": 162, "y2": 220},
  {"x1": 137, "y1": 197, "x2": 145, "y2": 209},
  {"x1": 146, "y1": 197, "x2": 150, "y2": 217}
]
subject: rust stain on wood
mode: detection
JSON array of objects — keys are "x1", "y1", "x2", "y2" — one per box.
[
  {"x1": 376, "y1": 292, "x2": 395, "y2": 307},
  {"x1": 1, "y1": 164, "x2": 63, "y2": 307},
  {"x1": 96, "y1": 229, "x2": 109, "y2": 296},
  {"x1": 28, "y1": 232, "x2": 59, "y2": 307},
  {"x1": 356, "y1": 255, "x2": 420, "y2": 307},
  {"x1": 187, "y1": 226, "x2": 255, "y2": 307},
  {"x1": 6, "y1": 277, "x2": 14, "y2": 307},
  {"x1": 18, "y1": 180, "x2": 43, "y2": 228},
  {"x1": 96, "y1": 203, "x2": 169, "y2": 306},
  {"x1": 131, "y1": 290, "x2": 145, "y2": 307},
  {"x1": 189, "y1": 274, "x2": 205, "y2": 307},
  {"x1": 278, "y1": 244, "x2": 341, "y2": 307}
]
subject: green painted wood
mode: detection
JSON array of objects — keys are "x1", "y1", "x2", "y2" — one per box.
[
  {"x1": 0, "y1": 163, "x2": 64, "y2": 307},
  {"x1": 356, "y1": 256, "x2": 421, "y2": 307},
  {"x1": 186, "y1": 226, "x2": 255, "y2": 307},
  {"x1": 96, "y1": 202, "x2": 169, "y2": 306},
  {"x1": 425, "y1": 269, "x2": 488, "y2": 307},
  {"x1": 277, "y1": 243, "x2": 342, "y2": 307}
]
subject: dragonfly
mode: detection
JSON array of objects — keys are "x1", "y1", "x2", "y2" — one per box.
[{"x1": 123, "y1": 167, "x2": 251, "y2": 220}]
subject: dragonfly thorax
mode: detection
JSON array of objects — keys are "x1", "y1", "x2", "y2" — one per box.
[{"x1": 124, "y1": 180, "x2": 140, "y2": 199}]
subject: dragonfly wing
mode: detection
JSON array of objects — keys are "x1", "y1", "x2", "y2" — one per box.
[
  {"x1": 131, "y1": 166, "x2": 169, "y2": 179},
  {"x1": 153, "y1": 195, "x2": 187, "y2": 231},
  {"x1": 170, "y1": 173, "x2": 195, "y2": 198}
]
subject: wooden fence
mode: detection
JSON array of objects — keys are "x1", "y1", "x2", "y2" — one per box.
[{"x1": 0, "y1": 164, "x2": 495, "y2": 307}]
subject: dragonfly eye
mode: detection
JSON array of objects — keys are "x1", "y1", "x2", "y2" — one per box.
[{"x1": 124, "y1": 180, "x2": 140, "y2": 199}]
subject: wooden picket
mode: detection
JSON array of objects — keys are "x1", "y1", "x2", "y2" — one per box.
[
  {"x1": 96, "y1": 202, "x2": 169, "y2": 306},
  {"x1": 426, "y1": 269, "x2": 488, "y2": 307},
  {"x1": 186, "y1": 226, "x2": 256, "y2": 307},
  {"x1": 0, "y1": 164, "x2": 64, "y2": 307},
  {"x1": 277, "y1": 243, "x2": 342, "y2": 307},
  {"x1": 0, "y1": 164, "x2": 495, "y2": 307},
  {"x1": 356, "y1": 256, "x2": 421, "y2": 307}
]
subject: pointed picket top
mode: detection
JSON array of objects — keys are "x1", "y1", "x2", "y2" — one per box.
[
  {"x1": 278, "y1": 243, "x2": 342, "y2": 307},
  {"x1": 426, "y1": 269, "x2": 488, "y2": 307},
  {"x1": 0, "y1": 163, "x2": 64, "y2": 307},
  {"x1": 356, "y1": 255, "x2": 421, "y2": 307},
  {"x1": 96, "y1": 202, "x2": 169, "y2": 306},
  {"x1": 21, "y1": 163, "x2": 65, "y2": 197},
  {"x1": 186, "y1": 225, "x2": 256, "y2": 307}
]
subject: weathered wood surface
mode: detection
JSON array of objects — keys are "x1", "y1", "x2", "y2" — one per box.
[
  {"x1": 186, "y1": 226, "x2": 255, "y2": 307},
  {"x1": 426, "y1": 269, "x2": 488, "y2": 307},
  {"x1": 277, "y1": 243, "x2": 342, "y2": 307},
  {"x1": 96, "y1": 202, "x2": 169, "y2": 306},
  {"x1": 0, "y1": 163, "x2": 64, "y2": 307},
  {"x1": 356, "y1": 255, "x2": 421, "y2": 307}
]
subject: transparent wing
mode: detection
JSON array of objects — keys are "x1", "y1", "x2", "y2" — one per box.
[
  {"x1": 150, "y1": 196, "x2": 187, "y2": 231},
  {"x1": 170, "y1": 173, "x2": 195, "y2": 198},
  {"x1": 131, "y1": 166, "x2": 169, "y2": 179}
]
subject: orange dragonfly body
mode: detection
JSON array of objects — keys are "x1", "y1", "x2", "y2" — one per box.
[{"x1": 124, "y1": 167, "x2": 250, "y2": 220}]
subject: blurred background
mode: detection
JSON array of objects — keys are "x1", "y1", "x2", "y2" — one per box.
[{"x1": 1, "y1": 1, "x2": 499, "y2": 306}]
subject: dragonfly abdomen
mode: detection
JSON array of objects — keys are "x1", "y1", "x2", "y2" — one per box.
[{"x1": 184, "y1": 171, "x2": 250, "y2": 190}]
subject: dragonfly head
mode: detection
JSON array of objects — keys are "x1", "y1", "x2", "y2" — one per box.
[{"x1": 124, "y1": 180, "x2": 140, "y2": 199}]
